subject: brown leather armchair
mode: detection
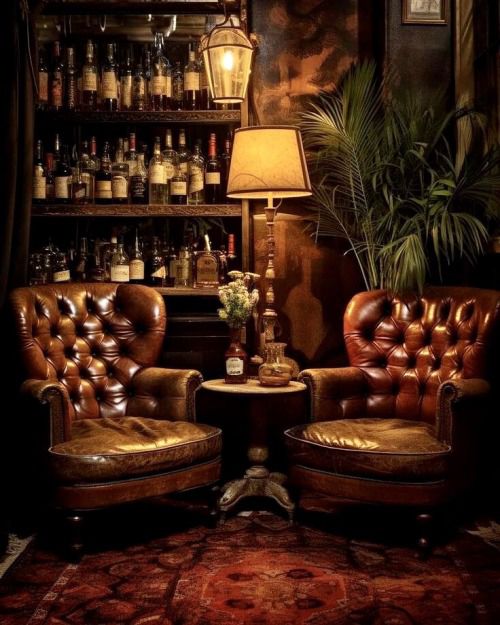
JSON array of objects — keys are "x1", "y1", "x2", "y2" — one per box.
[
  {"x1": 285, "y1": 287, "x2": 500, "y2": 551},
  {"x1": 9, "y1": 283, "x2": 222, "y2": 555}
]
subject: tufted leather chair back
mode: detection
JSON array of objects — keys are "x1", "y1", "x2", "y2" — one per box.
[
  {"x1": 10, "y1": 283, "x2": 166, "y2": 422},
  {"x1": 344, "y1": 286, "x2": 500, "y2": 424}
]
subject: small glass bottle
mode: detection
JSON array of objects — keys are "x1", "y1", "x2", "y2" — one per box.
[
  {"x1": 81, "y1": 40, "x2": 98, "y2": 111},
  {"x1": 110, "y1": 237, "x2": 130, "y2": 283},
  {"x1": 130, "y1": 152, "x2": 148, "y2": 204},
  {"x1": 258, "y1": 342, "x2": 293, "y2": 387},
  {"x1": 129, "y1": 229, "x2": 145, "y2": 283},
  {"x1": 32, "y1": 139, "x2": 46, "y2": 203},
  {"x1": 224, "y1": 327, "x2": 248, "y2": 384}
]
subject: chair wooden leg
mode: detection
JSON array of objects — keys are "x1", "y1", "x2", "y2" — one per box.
[
  {"x1": 207, "y1": 484, "x2": 220, "y2": 528},
  {"x1": 416, "y1": 512, "x2": 433, "y2": 559},
  {"x1": 66, "y1": 514, "x2": 84, "y2": 562}
]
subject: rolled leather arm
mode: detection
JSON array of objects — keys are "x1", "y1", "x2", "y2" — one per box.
[
  {"x1": 20, "y1": 379, "x2": 71, "y2": 445},
  {"x1": 128, "y1": 367, "x2": 203, "y2": 422},
  {"x1": 436, "y1": 378, "x2": 491, "y2": 445},
  {"x1": 298, "y1": 367, "x2": 368, "y2": 423}
]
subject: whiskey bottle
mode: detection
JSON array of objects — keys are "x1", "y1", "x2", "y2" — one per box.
[
  {"x1": 176, "y1": 244, "x2": 191, "y2": 287},
  {"x1": 111, "y1": 138, "x2": 129, "y2": 204},
  {"x1": 170, "y1": 164, "x2": 187, "y2": 204},
  {"x1": 220, "y1": 132, "x2": 232, "y2": 201},
  {"x1": 183, "y1": 45, "x2": 200, "y2": 110},
  {"x1": 132, "y1": 57, "x2": 146, "y2": 111},
  {"x1": 95, "y1": 142, "x2": 113, "y2": 204},
  {"x1": 101, "y1": 43, "x2": 118, "y2": 111},
  {"x1": 50, "y1": 41, "x2": 64, "y2": 111},
  {"x1": 147, "y1": 236, "x2": 166, "y2": 286},
  {"x1": 172, "y1": 61, "x2": 184, "y2": 111},
  {"x1": 74, "y1": 237, "x2": 89, "y2": 281},
  {"x1": 125, "y1": 132, "x2": 138, "y2": 177},
  {"x1": 71, "y1": 165, "x2": 87, "y2": 204},
  {"x1": 151, "y1": 33, "x2": 168, "y2": 111},
  {"x1": 120, "y1": 46, "x2": 133, "y2": 111},
  {"x1": 44, "y1": 153, "x2": 55, "y2": 202},
  {"x1": 110, "y1": 238, "x2": 130, "y2": 283},
  {"x1": 52, "y1": 253, "x2": 71, "y2": 283},
  {"x1": 143, "y1": 48, "x2": 152, "y2": 111},
  {"x1": 193, "y1": 234, "x2": 219, "y2": 288},
  {"x1": 177, "y1": 128, "x2": 190, "y2": 176},
  {"x1": 149, "y1": 136, "x2": 167, "y2": 205},
  {"x1": 162, "y1": 129, "x2": 177, "y2": 203},
  {"x1": 130, "y1": 152, "x2": 148, "y2": 204},
  {"x1": 79, "y1": 140, "x2": 95, "y2": 203},
  {"x1": 54, "y1": 145, "x2": 72, "y2": 203},
  {"x1": 188, "y1": 141, "x2": 205, "y2": 205},
  {"x1": 129, "y1": 230, "x2": 145, "y2": 283},
  {"x1": 37, "y1": 47, "x2": 49, "y2": 111},
  {"x1": 81, "y1": 40, "x2": 98, "y2": 111},
  {"x1": 205, "y1": 133, "x2": 222, "y2": 204},
  {"x1": 32, "y1": 139, "x2": 46, "y2": 203},
  {"x1": 198, "y1": 51, "x2": 212, "y2": 110},
  {"x1": 64, "y1": 47, "x2": 77, "y2": 110}
]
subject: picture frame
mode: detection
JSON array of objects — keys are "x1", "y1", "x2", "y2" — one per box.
[{"x1": 402, "y1": 0, "x2": 447, "y2": 25}]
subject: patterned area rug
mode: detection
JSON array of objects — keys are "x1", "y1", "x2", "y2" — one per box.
[{"x1": 0, "y1": 508, "x2": 498, "y2": 625}]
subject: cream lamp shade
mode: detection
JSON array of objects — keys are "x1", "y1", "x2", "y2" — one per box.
[
  {"x1": 200, "y1": 16, "x2": 254, "y2": 104},
  {"x1": 226, "y1": 126, "x2": 312, "y2": 203}
]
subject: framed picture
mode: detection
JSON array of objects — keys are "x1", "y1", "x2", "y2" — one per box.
[{"x1": 402, "y1": 0, "x2": 447, "y2": 25}]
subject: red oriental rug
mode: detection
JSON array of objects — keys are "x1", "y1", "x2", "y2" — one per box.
[{"x1": 0, "y1": 507, "x2": 499, "y2": 625}]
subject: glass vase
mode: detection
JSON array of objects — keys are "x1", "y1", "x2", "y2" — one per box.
[
  {"x1": 258, "y1": 342, "x2": 293, "y2": 387},
  {"x1": 224, "y1": 326, "x2": 248, "y2": 384}
]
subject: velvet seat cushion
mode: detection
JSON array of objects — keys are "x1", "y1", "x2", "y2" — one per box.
[
  {"x1": 50, "y1": 417, "x2": 222, "y2": 483},
  {"x1": 284, "y1": 418, "x2": 451, "y2": 481}
]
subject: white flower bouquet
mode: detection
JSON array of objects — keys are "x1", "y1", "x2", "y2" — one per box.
[{"x1": 218, "y1": 271, "x2": 260, "y2": 329}]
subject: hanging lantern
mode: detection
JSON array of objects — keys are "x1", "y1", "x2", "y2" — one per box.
[{"x1": 200, "y1": 15, "x2": 255, "y2": 104}]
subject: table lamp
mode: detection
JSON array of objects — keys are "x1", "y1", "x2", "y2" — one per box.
[{"x1": 226, "y1": 125, "x2": 312, "y2": 349}]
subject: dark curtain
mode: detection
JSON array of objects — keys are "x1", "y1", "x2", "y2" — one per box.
[{"x1": 0, "y1": 0, "x2": 39, "y2": 309}]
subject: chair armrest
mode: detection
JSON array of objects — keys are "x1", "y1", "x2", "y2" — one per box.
[
  {"x1": 128, "y1": 367, "x2": 203, "y2": 422},
  {"x1": 298, "y1": 367, "x2": 368, "y2": 422},
  {"x1": 20, "y1": 379, "x2": 71, "y2": 445},
  {"x1": 436, "y1": 378, "x2": 491, "y2": 445}
]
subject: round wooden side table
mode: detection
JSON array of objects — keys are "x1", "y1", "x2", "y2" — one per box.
[{"x1": 200, "y1": 378, "x2": 307, "y2": 522}]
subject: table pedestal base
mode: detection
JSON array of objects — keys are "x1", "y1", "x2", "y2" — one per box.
[{"x1": 219, "y1": 466, "x2": 295, "y2": 523}]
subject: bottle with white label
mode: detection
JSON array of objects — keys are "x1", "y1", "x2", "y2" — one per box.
[
  {"x1": 162, "y1": 129, "x2": 177, "y2": 203},
  {"x1": 120, "y1": 46, "x2": 133, "y2": 111},
  {"x1": 183, "y1": 45, "x2": 200, "y2": 110},
  {"x1": 205, "y1": 132, "x2": 221, "y2": 204},
  {"x1": 81, "y1": 40, "x2": 98, "y2": 111},
  {"x1": 54, "y1": 144, "x2": 72, "y2": 204},
  {"x1": 188, "y1": 141, "x2": 205, "y2": 205},
  {"x1": 149, "y1": 136, "x2": 167, "y2": 204},
  {"x1": 129, "y1": 229, "x2": 145, "y2": 283},
  {"x1": 111, "y1": 138, "x2": 129, "y2": 203},
  {"x1": 101, "y1": 43, "x2": 118, "y2": 111},
  {"x1": 224, "y1": 327, "x2": 248, "y2": 384},
  {"x1": 110, "y1": 238, "x2": 130, "y2": 282},
  {"x1": 95, "y1": 142, "x2": 113, "y2": 204},
  {"x1": 52, "y1": 253, "x2": 71, "y2": 283},
  {"x1": 32, "y1": 139, "x2": 46, "y2": 203}
]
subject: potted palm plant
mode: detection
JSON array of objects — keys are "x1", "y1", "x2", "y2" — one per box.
[{"x1": 300, "y1": 61, "x2": 500, "y2": 294}]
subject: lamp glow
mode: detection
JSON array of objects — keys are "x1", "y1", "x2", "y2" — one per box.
[{"x1": 221, "y1": 49, "x2": 234, "y2": 71}]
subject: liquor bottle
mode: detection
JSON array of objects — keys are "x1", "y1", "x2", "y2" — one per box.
[
  {"x1": 172, "y1": 61, "x2": 184, "y2": 111},
  {"x1": 53, "y1": 132, "x2": 61, "y2": 169},
  {"x1": 79, "y1": 140, "x2": 95, "y2": 203},
  {"x1": 149, "y1": 136, "x2": 166, "y2": 204},
  {"x1": 183, "y1": 45, "x2": 200, "y2": 110},
  {"x1": 64, "y1": 47, "x2": 77, "y2": 110},
  {"x1": 166, "y1": 245, "x2": 177, "y2": 287},
  {"x1": 95, "y1": 141, "x2": 113, "y2": 204},
  {"x1": 32, "y1": 140, "x2": 46, "y2": 203},
  {"x1": 71, "y1": 165, "x2": 87, "y2": 204},
  {"x1": 111, "y1": 138, "x2": 129, "y2": 203},
  {"x1": 188, "y1": 141, "x2": 205, "y2": 205},
  {"x1": 132, "y1": 56, "x2": 146, "y2": 111},
  {"x1": 162, "y1": 129, "x2": 177, "y2": 202},
  {"x1": 54, "y1": 144, "x2": 72, "y2": 203},
  {"x1": 101, "y1": 43, "x2": 118, "y2": 111},
  {"x1": 193, "y1": 234, "x2": 220, "y2": 287},
  {"x1": 130, "y1": 152, "x2": 148, "y2": 204},
  {"x1": 147, "y1": 236, "x2": 166, "y2": 286},
  {"x1": 89, "y1": 136, "x2": 100, "y2": 171},
  {"x1": 125, "y1": 132, "x2": 138, "y2": 176},
  {"x1": 177, "y1": 128, "x2": 190, "y2": 176},
  {"x1": 37, "y1": 47, "x2": 49, "y2": 110},
  {"x1": 176, "y1": 245, "x2": 191, "y2": 287},
  {"x1": 220, "y1": 131, "x2": 232, "y2": 201},
  {"x1": 81, "y1": 40, "x2": 98, "y2": 111},
  {"x1": 52, "y1": 252, "x2": 71, "y2": 283},
  {"x1": 143, "y1": 48, "x2": 152, "y2": 111},
  {"x1": 120, "y1": 46, "x2": 133, "y2": 111},
  {"x1": 198, "y1": 52, "x2": 212, "y2": 110},
  {"x1": 44, "y1": 153, "x2": 55, "y2": 201},
  {"x1": 129, "y1": 229, "x2": 145, "y2": 283},
  {"x1": 73, "y1": 237, "x2": 89, "y2": 281},
  {"x1": 227, "y1": 233, "x2": 238, "y2": 271},
  {"x1": 170, "y1": 164, "x2": 187, "y2": 204},
  {"x1": 224, "y1": 328, "x2": 248, "y2": 384},
  {"x1": 205, "y1": 133, "x2": 222, "y2": 204},
  {"x1": 110, "y1": 237, "x2": 130, "y2": 283},
  {"x1": 151, "y1": 33, "x2": 168, "y2": 111},
  {"x1": 103, "y1": 235, "x2": 118, "y2": 280},
  {"x1": 50, "y1": 41, "x2": 64, "y2": 111}
]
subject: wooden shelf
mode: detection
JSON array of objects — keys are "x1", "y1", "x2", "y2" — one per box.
[
  {"x1": 36, "y1": 110, "x2": 241, "y2": 124},
  {"x1": 40, "y1": 1, "x2": 238, "y2": 15},
  {"x1": 32, "y1": 203, "x2": 242, "y2": 217},
  {"x1": 154, "y1": 286, "x2": 219, "y2": 297}
]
